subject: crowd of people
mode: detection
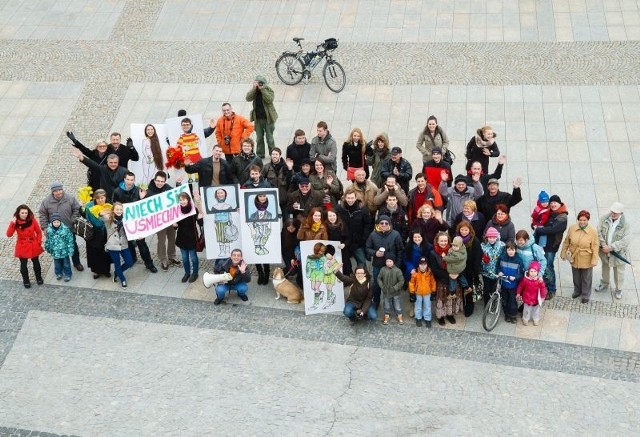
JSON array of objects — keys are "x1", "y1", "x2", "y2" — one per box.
[{"x1": 6, "y1": 76, "x2": 632, "y2": 328}]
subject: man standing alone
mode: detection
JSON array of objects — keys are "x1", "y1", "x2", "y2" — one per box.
[
  {"x1": 596, "y1": 202, "x2": 630, "y2": 299},
  {"x1": 246, "y1": 75, "x2": 277, "y2": 159}
]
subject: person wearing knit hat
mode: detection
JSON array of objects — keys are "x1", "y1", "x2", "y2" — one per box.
[
  {"x1": 596, "y1": 201, "x2": 630, "y2": 299},
  {"x1": 366, "y1": 210, "x2": 404, "y2": 308},
  {"x1": 378, "y1": 254, "x2": 405, "y2": 325},
  {"x1": 44, "y1": 209, "x2": 75, "y2": 282},
  {"x1": 481, "y1": 226, "x2": 505, "y2": 306},
  {"x1": 50, "y1": 213, "x2": 61, "y2": 223},
  {"x1": 532, "y1": 194, "x2": 569, "y2": 300},
  {"x1": 444, "y1": 235, "x2": 470, "y2": 296},
  {"x1": 516, "y1": 260, "x2": 547, "y2": 326},
  {"x1": 246, "y1": 74, "x2": 277, "y2": 159},
  {"x1": 531, "y1": 190, "x2": 551, "y2": 249},
  {"x1": 440, "y1": 171, "x2": 484, "y2": 226},
  {"x1": 561, "y1": 209, "x2": 599, "y2": 303},
  {"x1": 38, "y1": 180, "x2": 84, "y2": 272}
]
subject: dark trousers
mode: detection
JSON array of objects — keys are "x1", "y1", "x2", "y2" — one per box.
[
  {"x1": 501, "y1": 286, "x2": 518, "y2": 317},
  {"x1": 128, "y1": 238, "x2": 154, "y2": 268},
  {"x1": 72, "y1": 239, "x2": 81, "y2": 266},
  {"x1": 482, "y1": 276, "x2": 498, "y2": 305},
  {"x1": 19, "y1": 257, "x2": 42, "y2": 284}
]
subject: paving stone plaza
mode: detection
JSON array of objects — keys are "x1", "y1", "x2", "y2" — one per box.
[{"x1": 1, "y1": 0, "x2": 640, "y2": 435}]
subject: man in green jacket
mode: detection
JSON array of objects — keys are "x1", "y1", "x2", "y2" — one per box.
[{"x1": 246, "y1": 75, "x2": 278, "y2": 159}]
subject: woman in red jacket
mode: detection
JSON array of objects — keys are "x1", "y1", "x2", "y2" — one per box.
[{"x1": 6, "y1": 204, "x2": 44, "y2": 288}]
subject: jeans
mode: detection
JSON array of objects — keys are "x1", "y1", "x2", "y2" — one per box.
[
  {"x1": 128, "y1": 238, "x2": 154, "y2": 268},
  {"x1": 108, "y1": 248, "x2": 134, "y2": 282},
  {"x1": 351, "y1": 247, "x2": 367, "y2": 268},
  {"x1": 343, "y1": 302, "x2": 378, "y2": 321},
  {"x1": 254, "y1": 118, "x2": 275, "y2": 158},
  {"x1": 383, "y1": 295, "x2": 402, "y2": 316},
  {"x1": 448, "y1": 275, "x2": 468, "y2": 293},
  {"x1": 216, "y1": 282, "x2": 249, "y2": 300},
  {"x1": 180, "y1": 248, "x2": 199, "y2": 276},
  {"x1": 414, "y1": 294, "x2": 432, "y2": 321},
  {"x1": 544, "y1": 251, "x2": 557, "y2": 293},
  {"x1": 53, "y1": 257, "x2": 72, "y2": 279}
]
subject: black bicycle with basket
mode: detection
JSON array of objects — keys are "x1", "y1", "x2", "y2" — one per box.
[{"x1": 275, "y1": 37, "x2": 346, "y2": 93}]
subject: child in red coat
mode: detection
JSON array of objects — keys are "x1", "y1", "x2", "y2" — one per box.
[
  {"x1": 531, "y1": 191, "x2": 550, "y2": 247},
  {"x1": 516, "y1": 260, "x2": 547, "y2": 326}
]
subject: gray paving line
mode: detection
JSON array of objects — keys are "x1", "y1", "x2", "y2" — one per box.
[
  {"x1": 0, "y1": 280, "x2": 638, "y2": 383},
  {"x1": 0, "y1": 428, "x2": 80, "y2": 437},
  {"x1": 2, "y1": 41, "x2": 640, "y2": 85}
]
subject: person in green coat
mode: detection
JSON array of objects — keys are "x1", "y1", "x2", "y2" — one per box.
[
  {"x1": 44, "y1": 213, "x2": 76, "y2": 282},
  {"x1": 246, "y1": 74, "x2": 278, "y2": 159},
  {"x1": 377, "y1": 256, "x2": 405, "y2": 325}
]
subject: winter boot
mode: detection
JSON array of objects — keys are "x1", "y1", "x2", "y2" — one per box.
[
  {"x1": 255, "y1": 264, "x2": 265, "y2": 285},
  {"x1": 20, "y1": 263, "x2": 31, "y2": 288},
  {"x1": 33, "y1": 258, "x2": 43, "y2": 285}
]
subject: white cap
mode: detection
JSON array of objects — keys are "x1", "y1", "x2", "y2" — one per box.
[{"x1": 610, "y1": 202, "x2": 624, "y2": 214}]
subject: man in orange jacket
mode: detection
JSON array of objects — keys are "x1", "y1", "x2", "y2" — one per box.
[{"x1": 215, "y1": 103, "x2": 254, "y2": 161}]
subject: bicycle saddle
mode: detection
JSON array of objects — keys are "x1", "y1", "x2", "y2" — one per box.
[{"x1": 293, "y1": 37, "x2": 304, "y2": 42}]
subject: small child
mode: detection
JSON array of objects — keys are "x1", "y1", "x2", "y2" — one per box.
[
  {"x1": 377, "y1": 256, "x2": 405, "y2": 325},
  {"x1": 516, "y1": 261, "x2": 547, "y2": 326},
  {"x1": 44, "y1": 213, "x2": 75, "y2": 282},
  {"x1": 531, "y1": 191, "x2": 550, "y2": 247},
  {"x1": 481, "y1": 227, "x2": 505, "y2": 304},
  {"x1": 497, "y1": 240, "x2": 525, "y2": 323},
  {"x1": 443, "y1": 236, "x2": 469, "y2": 295},
  {"x1": 409, "y1": 257, "x2": 436, "y2": 328}
]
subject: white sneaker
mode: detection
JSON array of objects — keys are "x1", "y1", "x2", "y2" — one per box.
[
  {"x1": 615, "y1": 290, "x2": 623, "y2": 299},
  {"x1": 595, "y1": 283, "x2": 609, "y2": 292}
]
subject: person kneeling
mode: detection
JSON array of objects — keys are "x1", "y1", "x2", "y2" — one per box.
[
  {"x1": 336, "y1": 265, "x2": 377, "y2": 322},
  {"x1": 214, "y1": 249, "x2": 251, "y2": 305}
]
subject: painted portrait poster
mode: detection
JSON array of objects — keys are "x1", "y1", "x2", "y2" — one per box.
[
  {"x1": 129, "y1": 123, "x2": 168, "y2": 185},
  {"x1": 299, "y1": 240, "x2": 345, "y2": 315},
  {"x1": 201, "y1": 185, "x2": 240, "y2": 259},
  {"x1": 239, "y1": 188, "x2": 281, "y2": 264},
  {"x1": 165, "y1": 114, "x2": 208, "y2": 184}
]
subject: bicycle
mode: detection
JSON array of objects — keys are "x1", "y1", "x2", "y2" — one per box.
[
  {"x1": 275, "y1": 37, "x2": 346, "y2": 93},
  {"x1": 482, "y1": 278, "x2": 504, "y2": 332}
]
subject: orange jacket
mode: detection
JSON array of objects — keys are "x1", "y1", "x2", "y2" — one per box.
[
  {"x1": 215, "y1": 113, "x2": 254, "y2": 155},
  {"x1": 409, "y1": 269, "x2": 436, "y2": 296}
]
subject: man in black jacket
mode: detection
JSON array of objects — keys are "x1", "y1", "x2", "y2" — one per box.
[
  {"x1": 184, "y1": 145, "x2": 232, "y2": 188},
  {"x1": 286, "y1": 129, "x2": 312, "y2": 172},
  {"x1": 108, "y1": 132, "x2": 139, "y2": 169},
  {"x1": 147, "y1": 171, "x2": 181, "y2": 271},
  {"x1": 71, "y1": 149, "x2": 127, "y2": 199},
  {"x1": 111, "y1": 171, "x2": 158, "y2": 274},
  {"x1": 336, "y1": 188, "x2": 373, "y2": 273},
  {"x1": 476, "y1": 177, "x2": 522, "y2": 220}
]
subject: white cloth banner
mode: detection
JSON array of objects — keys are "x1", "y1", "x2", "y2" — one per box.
[{"x1": 123, "y1": 184, "x2": 194, "y2": 240}]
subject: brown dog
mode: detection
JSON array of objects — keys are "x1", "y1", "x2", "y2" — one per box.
[{"x1": 271, "y1": 267, "x2": 304, "y2": 304}]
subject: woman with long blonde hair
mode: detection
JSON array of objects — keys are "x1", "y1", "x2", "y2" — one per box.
[{"x1": 341, "y1": 127, "x2": 369, "y2": 181}]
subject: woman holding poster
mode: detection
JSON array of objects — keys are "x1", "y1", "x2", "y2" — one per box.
[
  {"x1": 211, "y1": 188, "x2": 234, "y2": 256},
  {"x1": 249, "y1": 194, "x2": 273, "y2": 284}
]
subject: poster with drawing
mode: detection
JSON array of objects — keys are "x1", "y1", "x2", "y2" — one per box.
[
  {"x1": 165, "y1": 114, "x2": 208, "y2": 184},
  {"x1": 201, "y1": 185, "x2": 241, "y2": 259},
  {"x1": 238, "y1": 188, "x2": 282, "y2": 264},
  {"x1": 129, "y1": 123, "x2": 169, "y2": 184},
  {"x1": 300, "y1": 240, "x2": 345, "y2": 315}
]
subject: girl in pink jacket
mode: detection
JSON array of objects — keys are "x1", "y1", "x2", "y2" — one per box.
[{"x1": 516, "y1": 260, "x2": 547, "y2": 326}]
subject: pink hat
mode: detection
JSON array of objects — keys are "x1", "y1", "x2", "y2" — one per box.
[
  {"x1": 485, "y1": 227, "x2": 500, "y2": 238},
  {"x1": 529, "y1": 261, "x2": 541, "y2": 272}
]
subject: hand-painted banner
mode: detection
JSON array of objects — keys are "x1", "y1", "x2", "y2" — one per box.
[{"x1": 123, "y1": 184, "x2": 194, "y2": 240}]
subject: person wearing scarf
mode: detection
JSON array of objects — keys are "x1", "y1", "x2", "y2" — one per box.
[
  {"x1": 250, "y1": 194, "x2": 273, "y2": 284},
  {"x1": 297, "y1": 207, "x2": 328, "y2": 241},
  {"x1": 84, "y1": 189, "x2": 113, "y2": 279},
  {"x1": 429, "y1": 231, "x2": 462, "y2": 325},
  {"x1": 484, "y1": 203, "x2": 515, "y2": 243},
  {"x1": 6, "y1": 204, "x2": 44, "y2": 288},
  {"x1": 365, "y1": 133, "x2": 389, "y2": 188},
  {"x1": 560, "y1": 210, "x2": 599, "y2": 303},
  {"x1": 456, "y1": 221, "x2": 483, "y2": 316},
  {"x1": 465, "y1": 125, "x2": 500, "y2": 174},
  {"x1": 104, "y1": 202, "x2": 134, "y2": 288}
]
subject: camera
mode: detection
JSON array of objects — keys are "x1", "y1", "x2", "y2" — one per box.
[
  {"x1": 224, "y1": 136, "x2": 231, "y2": 146},
  {"x1": 258, "y1": 81, "x2": 264, "y2": 86}
]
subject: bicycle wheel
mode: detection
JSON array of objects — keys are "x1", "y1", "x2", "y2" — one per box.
[
  {"x1": 482, "y1": 293, "x2": 501, "y2": 332},
  {"x1": 275, "y1": 53, "x2": 304, "y2": 85},
  {"x1": 323, "y1": 60, "x2": 346, "y2": 93}
]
